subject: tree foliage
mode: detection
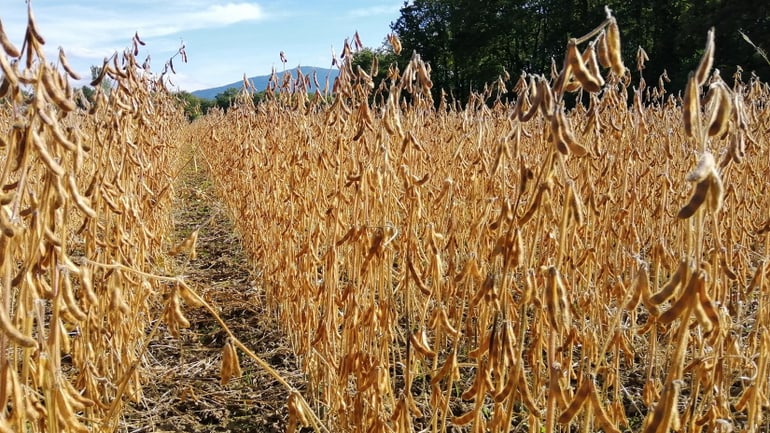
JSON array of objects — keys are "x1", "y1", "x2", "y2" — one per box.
[
  {"x1": 212, "y1": 88, "x2": 266, "y2": 112},
  {"x1": 174, "y1": 91, "x2": 209, "y2": 121},
  {"x1": 351, "y1": 46, "x2": 399, "y2": 83},
  {"x1": 390, "y1": 0, "x2": 770, "y2": 102},
  {"x1": 171, "y1": 88, "x2": 269, "y2": 121}
]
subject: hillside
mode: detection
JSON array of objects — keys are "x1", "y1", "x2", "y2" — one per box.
[{"x1": 191, "y1": 66, "x2": 340, "y2": 100}]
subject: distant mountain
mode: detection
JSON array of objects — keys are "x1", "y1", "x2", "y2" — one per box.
[{"x1": 191, "y1": 66, "x2": 340, "y2": 100}]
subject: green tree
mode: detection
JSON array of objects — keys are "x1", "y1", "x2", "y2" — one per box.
[
  {"x1": 209, "y1": 88, "x2": 267, "y2": 113},
  {"x1": 76, "y1": 85, "x2": 95, "y2": 109},
  {"x1": 391, "y1": 0, "x2": 454, "y2": 97},
  {"x1": 214, "y1": 88, "x2": 240, "y2": 111},
  {"x1": 251, "y1": 90, "x2": 267, "y2": 106},
  {"x1": 174, "y1": 91, "x2": 206, "y2": 121},
  {"x1": 679, "y1": 0, "x2": 769, "y2": 83},
  {"x1": 200, "y1": 97, "x2": 215, "y2": 115},
  {"x1": 74, "y1": 65, "x2": 115, "y2": 109},
  {"x1": 351, "y1": 45, "x2": 399, "y2": 84},
  {"x1": 390, "y1": 0, "x2": 769, "y2": 104}
]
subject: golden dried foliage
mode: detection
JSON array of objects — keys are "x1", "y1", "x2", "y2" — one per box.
[
  {"x1": 0, "y1": 7, "x2": 188, "y2": 433},
  {"x1": 5, "y1": 5, "x2": 770, "y2": 433},
  {"x1": 191, "y1": 12, "x2": 770, "y2": 433}
]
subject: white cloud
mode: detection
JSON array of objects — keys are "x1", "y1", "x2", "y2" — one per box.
[
  {"x1": 164, "y1": 72, "x2": 214, "y2": 93},
  {"x1": 347, "y1": 3, "x2": 401, "y2": 19},
  {"x1": 4, "y1": 2, "x2": 265, "y2": 60},
  {"x1": 0, "y1": 1, "x2": 402, "y2": 91},
  {"x1": 186, "y1": 3, "x2": 264, "y2": 26}
]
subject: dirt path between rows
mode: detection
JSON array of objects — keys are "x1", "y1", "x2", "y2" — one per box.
[{"x1": 121, "y1": 150, "x2": 302, "y2": 432}]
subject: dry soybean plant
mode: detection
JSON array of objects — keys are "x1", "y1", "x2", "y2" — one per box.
[
  {"x1": 1, "y1": 7, "x2": 191, "y2": 433},
  {"x1": 195, "y1": 10, "x2": 770, "y2": 433}
]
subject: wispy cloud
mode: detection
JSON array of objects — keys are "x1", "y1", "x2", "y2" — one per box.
[
  {"x1": 0, "y1": 1, "x2": 402, "y2": 91},
  {"x1": 186, "y1": 3, "x2": 264, "y2": 26},
  {"x1": 347, "y1": 3, "x2": 401, "y2": 19},
  {"x1": 3, "y1": 2, "x2": 265, "y2": 60}
]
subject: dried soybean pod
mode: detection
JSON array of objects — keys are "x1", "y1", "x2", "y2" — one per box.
[
  {"x1": 31, "y1": 130, "x2": 65, "y2": 177},
  {"x1": 468, "y1": 330, "x2": 491, "y2": 359},
  {"x1": 58, "y1": 47, "x2": 81, "y2": 80},
  {"x1": 67, "y1": 175, "x2": 97, "y2": 219},
  {"x1": 734, "y1": 384, "x2": 755, "y2": 412},
  {"x1": 451, "y1": 407, "x2": 476, "y2": 426},
  {"x1": 0, "y1": 76, "x2": 10, "y2": 99},
  {"x1": 25, "y1": 2, "x2": 46, "y2": 45},
  {"x1": 743, "y1": 261, "x2": 765, "y2": 297},
  {"x1": 696, "y1": 281, "x2": 720, "y2": 333},
  {"x1": 169, "y1": 229, "x2": 199, "y2": 259},
  {"x1": 677, "y1": 178, "x2": 710, "y2": 219},
  {"x1": 686, "y1": 152, "x2": 715, "y2": 182},
  {"x1": 407, "y1": 256, "x2": 431, "y2": 296},
  {"x1": 567, "y1": 182, "x2": 585, "y2": 225},
  {"x1": 705, "y1": 171, "x2": 723, "y2": 213},
  {"x1": 53, "y1": 384, "x2": 89, "y2": 433},
  {"x1": 177, "y1": 280, "x2": 204, "y2": 308},
  {"x1": 597, "y1": 30, "x2": 611, "y2": 69},
  {"x1": 220, "y1": 340, "x2": 242, "y2": 385},
  {"x1": 682, "y1": 73, "x2": 699, "y2": 138},
  {"x1": 582, "y1": 41, "x2": 605, "y2": 88},
  {"x1": 520, "y1": 181, "x2": 551, "y2": 225},
  {"x1": 79, "y1": 266, "x2": 98, "y2": 307},
  {"x1": 550, "y1": 111, "x2": 570, "y2": 155},
  {"x1": 639, "y1": 266, "x2": 665, "y2": 316},
  {"x1": 650, "y1": 259, "x2": 688, "y2": 305},
  {"x1": 589, "y1": 380, "x2": 622, "y2": 433},
  {"x1": 544, "y1": 266, "x2": 570, "y2": 331},
  {"x1": 432, "y1": 352, "x2": 458, "y2": 386},
  {"x1": 41, "y1": 67, "x2": 77, "y2": 112},
  {"x1": 567, "y1": 39, "x2": 602, "y2": 93},
  {"x1": 562, "y1": 78, "x2": 581, "y2": 93},
  {"x1": 519, "y1": 78, "x2": 543, "y2": 122},
  {"x1": 7, "y1": 357, "x2": 30, "y2": 425},
  {"x1": 110, "y1": 283, "x2": 130, "y2": 315},
  {"x1": 50, "y1": 124, "x2": 77, "y2": 151},
  {"x1": 409, "y1": 330, "x2": 436, "y2": 358},
  {"x1": 60, "y1": 272, "x2": 88, "y2": 322},
  {"x1": 538, "y1": 77, "x2": 554, "y2": 117},
  {"x1": 61, "y1": 378, "x2": 95, "y2": 409},
  {"x1": 691, "y1": 299, "x2": 713, "y2": 334},
  {"x1": 0, "y1": 305, "x2": 36, "y2": 348},
  {"x1": 695, "y1": 28, "x2": 715, "y2": 86},
  {"x1": 0, "y1": 20, "x2": 20, "y2": 57},
  {"x1": 720, "y1": 252, "x2": 738, "y2": 280},
  {"x1": 0, "y1": 50, "x2": 18, "y2": 87},
  {"x1": 90, "y1": 60, "x2": 109, "y2": 86},
  {"x1": 626, "y1": 266, "x2": 645, "y2": 310},
  {"x1": 170, "y1": 289, "x2": 191, "y2": 329},
  {"x1": 437, "y1": 307, "x2": 459, "y2": 337},
  {"x1": 0, "y1": 205, "x2": 15, "y2": 237},
  {"x1": 558, "y1": 378, "x2": 591, "y2": 424},
  {"x1": 493, "y1": 364, "x2": 517, "y2": 403},
  {"x1": 641, "y1": 381, "x2": 681, "y2": 433},
  {"x1": 659, "y1": 270, "x2": 704, "y2": 324},
  {"x1": 707, "y1": 83, "x2": 732, "y2": 138},
  {"x1": 552, "y1": 54, "x2": 572, "y2": 96},
  {"x1": 606, "y1": 17, "x2": 626, "y2": 76},
  {"x1": 558, "y1": 110, "x2": 588, "y2": 156}
]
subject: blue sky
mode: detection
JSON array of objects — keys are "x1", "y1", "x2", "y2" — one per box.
[{"x1": 1, "y1": 1, "x2": 403, "y2": 92}]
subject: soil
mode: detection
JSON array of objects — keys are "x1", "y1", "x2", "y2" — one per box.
[{"x1": 120, "y1": 153, "x2": 302, "y2": 432}]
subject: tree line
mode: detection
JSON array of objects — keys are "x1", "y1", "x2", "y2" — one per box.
[
  {"x1": 70, "y1": 67, "x2": 262, "y2": 121},
  {"x1": 77, "y1": 0, "x2": 768, "y2": 119},
  {"x1": 388, "y1": 0, "x2": 769, "y2": 102},
  {"x1": 174, "y1": 88, "x2": 265, "y2": 120}
]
